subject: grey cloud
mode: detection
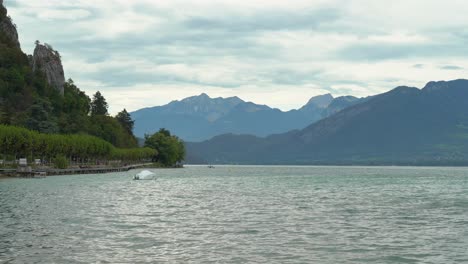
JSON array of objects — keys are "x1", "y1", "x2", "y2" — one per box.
[
  {"x1": 337, "y1": 42, "x2": 468, "y2": 61},
  {"x1": 10, "y1": 0, "x2": 468, "y2": 109},
  {"x1": 31, "y1": 2, "x2": 463, "y2": 82},
  {"x1": 5, "y1": 0, "x2": 20, "y2": 7},
  {"x1": 265, "y1": 69, "x2": 324, "y2": 85},
  {"x1": 337, "y1": 43, "x2": 417, "y2": 61},
  {"x1": 382, "y1": 78, "x2": 403, "y2": 84},
  {"x1": 184, "y1": 8, "x2": 342, "y2": 32},
  {"x1": 47, "y1": 10, "x2": 468, "y2": 97},
  {"x1": 440, "y1": 65, "x2": 463, "y2": 70},
  {"x1": 81, "y1": 64, "x2": 245, "y2": 89},
  {"x1": 325, "y1": 84, "x2": 368, "y2": 96},
  {"x1": 54, "y1": 27, "x2": 281, "y2": 70}
]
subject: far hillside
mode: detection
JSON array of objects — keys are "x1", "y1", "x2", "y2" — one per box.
[{"x1": 186, "y1": 79, "x2": 468, "y2": 166}]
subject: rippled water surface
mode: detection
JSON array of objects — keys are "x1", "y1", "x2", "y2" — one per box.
[{"x1": 1, "y1": 166, "x2": 468, "y2": 263}]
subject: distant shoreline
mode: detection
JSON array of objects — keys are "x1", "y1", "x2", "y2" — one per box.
[{"x1": 185, "y1": 164, "x2": 468, "y2": 168}]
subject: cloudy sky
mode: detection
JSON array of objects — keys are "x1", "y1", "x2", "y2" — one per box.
[{"x1": 7, "y1": 0, "x2": 468, "y2": 113}]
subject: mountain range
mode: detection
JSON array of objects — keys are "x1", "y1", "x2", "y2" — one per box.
[
  {"x1": 131, "y1": 93, "x2": 362, "y2": 141},
  {"x1": 186, "y1": 79, "x2": 468, "y2": 165}
]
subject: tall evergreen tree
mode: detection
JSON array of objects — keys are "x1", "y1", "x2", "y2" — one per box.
[
  {"x1": 115, "y1": 109, "x2": 134, "y2": 134},
  {"x1": 90, "y1": 91, "x2": 108, "y2": 116},
  {"x1": 25, "y1": 98, "x2": 58, "y2": 133}
]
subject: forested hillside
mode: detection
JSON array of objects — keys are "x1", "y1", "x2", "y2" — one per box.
[{"x1": 0, "y1": 2, "x2": 137, "y2": 148}]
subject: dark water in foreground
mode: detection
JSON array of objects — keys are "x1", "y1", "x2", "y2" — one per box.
[{"x1": 1, "y1": 166, "x2": 468, "y2": 263}]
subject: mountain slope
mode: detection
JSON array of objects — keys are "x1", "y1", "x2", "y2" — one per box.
[
  {"x1": 186, "y1": 79, "x2": 468, "y2": 165},
  {"x1": 132, "y1": 93, "x2": 360, "y2": 141}
]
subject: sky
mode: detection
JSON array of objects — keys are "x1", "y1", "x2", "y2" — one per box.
[{"x1": 6, "y1": 0, "x2": 468, "y2": 114}]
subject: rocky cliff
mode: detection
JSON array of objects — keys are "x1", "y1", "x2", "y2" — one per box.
[
  {"x1": 32, "y1": 43, "x2": 65, "y2": 95},
  {"x1": 0, "y1": 0, "x2": 21, "y2": 48},
  {"x1": 0, "y1": 1, "x2": 65, "y2": 95}
]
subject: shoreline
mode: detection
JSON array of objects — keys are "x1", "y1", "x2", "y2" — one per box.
[
  {"x1": 0, "y1": 163, "x2": 185, "y2": 178},
  {"x1": 186, "y1": 163, "x2": 468, "y2": 168},
  {"x1": 0, "y1": 163, "x2": 156, "y2": 178}
]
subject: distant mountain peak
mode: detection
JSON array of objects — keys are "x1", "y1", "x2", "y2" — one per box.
[
  {"x1": 181, "y1": 93, "x2": 244, "y2": 103},
  {"x1": 302, "y1": 93, "x2": 334, "y2": 109},
  {"x1": 182, "y1": 93, "x2": 210, "y2": 102},
  {"x1": 423, "y1": 81, "x2": 449, "y2": 92},
  {"x1": 226, "y1": 95, "x2": 241, "y2": 100}
]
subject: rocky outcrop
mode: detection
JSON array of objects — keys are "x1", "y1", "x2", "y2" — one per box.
[
  {"x1": 32, "y1": 43, "x2": 65, "y2": 95},
  {"x1": 0, "y1": 0, "x2": 21, "y2": 48},
  {"x1": 1, "y1": 1, "x2": 65, "y2": 95}
]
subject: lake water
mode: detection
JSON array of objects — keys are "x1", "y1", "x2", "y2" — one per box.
[{"x1": 1, "y1": 166, "x2": 468, "y2": 263}]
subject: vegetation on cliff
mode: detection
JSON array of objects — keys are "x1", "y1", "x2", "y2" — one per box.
[
  {"x1": 0, "y1": 2, "x2": 185, "y2": 167},
  {"x1": 0, "y1": 2, "x2": 138, "y2": 147}
]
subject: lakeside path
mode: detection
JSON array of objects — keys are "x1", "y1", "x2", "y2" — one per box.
[{"x1": 0, "y1": 163, "x2": 155, "y2": 178}]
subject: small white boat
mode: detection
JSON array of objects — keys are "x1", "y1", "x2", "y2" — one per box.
[{"x1": 133, "y1": 170, "x2": 156, "y2": 180}]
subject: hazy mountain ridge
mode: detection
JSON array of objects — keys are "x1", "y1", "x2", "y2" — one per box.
[
  {"x1": 132, "y1": 93, "x2": 361, "y2": 141},
  {"x1": 186, "y1": 79, "x2": 468, "y2": 165}
]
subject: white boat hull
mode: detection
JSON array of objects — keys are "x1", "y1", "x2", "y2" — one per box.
[{"x1": 133, "y1": 170, "x2": 156, "y2": 180}]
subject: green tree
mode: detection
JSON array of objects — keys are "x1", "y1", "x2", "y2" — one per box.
[
  {"x1": 0, "y1": 125, "x2": 156, "y2": 165},
  {"x1": 53, "y1": 154, "x2": 69, "y2": 169},
  {"x1": 59, "y1": 79, "x2": 91, "y2": 134},
  {"x1": 90, "y1": 91, "x2": 108, "y2": 116},
  {"x1": 63, "y1": 79, "x2": 90, "y2": 115},
  {"x1": 115, "y1": 109, "x2": 134, "y2": 134},
  {"x1": 25, "y1": 98, "x2": 58, "y2": 133},
  {"x1": 144, "y1": 128, "x2": 185, "y2": 167},
  {"x1": 88, "y1": 115, "x2": 138, "y2": 148}
]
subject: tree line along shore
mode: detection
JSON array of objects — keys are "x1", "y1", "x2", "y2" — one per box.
[
  {"x1": 0, "y1": 125, "x2": 185, "y2": 170},
  {"x1": 0, "y1": 124, "x2": 155, "y2": 168}
]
